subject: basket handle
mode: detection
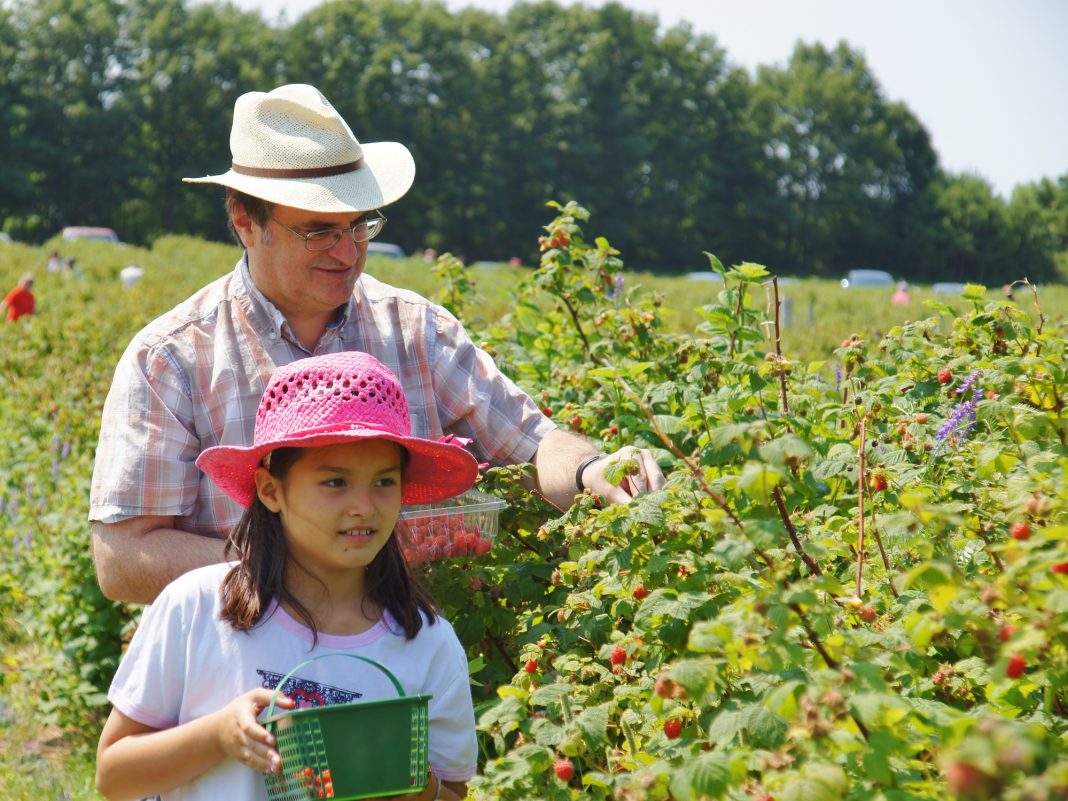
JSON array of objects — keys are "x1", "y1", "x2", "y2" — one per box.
[{"x1": 265, "y1": 652, "x2": 406, "y2": 719}]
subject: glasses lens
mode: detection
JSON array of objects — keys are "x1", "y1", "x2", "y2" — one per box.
[
  {"x1": 360, "y1": 216, "x2": 386, "y2": 242},
  {"x1": 304, "y1": 230, "x2": 341, "y2": 251},
  {"x1": 301, "y1": 215, "x2": 387, "y2": 249}
]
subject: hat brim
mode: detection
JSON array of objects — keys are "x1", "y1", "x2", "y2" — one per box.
[
  {"x1": 182, "y1": 142, "x2": 415, "y2": 213},
  {"x1": 195, "y1": 427, "x2": 478, "y2": 508}
]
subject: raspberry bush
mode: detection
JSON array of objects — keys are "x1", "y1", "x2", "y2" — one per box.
[{"x1": 426, "y1": 202, "x2": 1068, "y2": 800}]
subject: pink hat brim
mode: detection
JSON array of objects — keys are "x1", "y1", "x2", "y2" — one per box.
[{"x1": 196, "y1": 427, "x2": 479, "y2": 508}]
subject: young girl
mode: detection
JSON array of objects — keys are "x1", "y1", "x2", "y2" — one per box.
[{"x1": 96, "y1": 352, "x2": 480, "y2": 801}]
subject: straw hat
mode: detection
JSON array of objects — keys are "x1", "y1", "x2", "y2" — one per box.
[
  {"x1": 183, "y1": 84, "x2": 415, "y2": 213},
  {"x1": 196, "y1": 352, "x2": 478, "y2": 507}
]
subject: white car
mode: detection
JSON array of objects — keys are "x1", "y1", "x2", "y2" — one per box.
[
  {"x1": 61, "y1": 226, "x2": 121, "y2": 244},
  {"x1": 840, "y1": 269, "x2": 894, "y2": 288},
  {"x1": 366, "y1": 242, "x2": 405, "y2": 259}
]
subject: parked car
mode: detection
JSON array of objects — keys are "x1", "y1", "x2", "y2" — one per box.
[
  {"x1": 684, "y1": 271, "x2": 724, "y2": 283},
  {"x1": 366, "y1": 242, "x2": 405, "y2": 259},
  {"x1": 840, "y1": 269, "x2": 894, "y2": 288},
  {"x1": 932, "y1": 282, "x2": 967, "y2": 295},
  {"x1": 61, "y1": 226, "x2": 121, "y2": 243}
]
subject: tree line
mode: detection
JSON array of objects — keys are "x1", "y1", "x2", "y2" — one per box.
[{"x1": 2, "y1": 0, "x2": 1066, "y2": 283}]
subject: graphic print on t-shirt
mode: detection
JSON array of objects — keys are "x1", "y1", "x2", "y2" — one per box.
[{"x1": 257, "y1": 669, "x2": 363, "y2": 709}]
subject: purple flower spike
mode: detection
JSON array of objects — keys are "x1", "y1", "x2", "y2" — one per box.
[
  {"x1": 61, "y1": 441, "x2": 71, "y2": 460},
  {"x1": 835, "y1": 363, "x2": 842, "y2": 392},
  {"x1": 956, "y1": 369, "x2": 982, "y2": 396},
  {"x1": 52, "y1": 459, "x2": 60, "y2": 480}
]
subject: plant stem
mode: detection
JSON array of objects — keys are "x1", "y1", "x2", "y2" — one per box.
[
  {"x1": 791, "y1": 603, "x2": 837, "y2": 669},
  {"x1": 771, "y1": 486, "x2": 822, "y2": 577},
  {"x1": 728, "y1": 280, "x2": 745, "y2": 358},
  {"x1": 869, "y1": 505, "x2": 898, "y2": 598},
  {"x1": 773, "y1": 276, "x2": 790, "y2": 415},
  {"x1": 856, "y1": 419, "x2": 867, "y2": 598}
]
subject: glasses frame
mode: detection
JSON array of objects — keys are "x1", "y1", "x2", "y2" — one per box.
[{"x1": 270, "y1": 212, "x2": 388, "y2": 252}]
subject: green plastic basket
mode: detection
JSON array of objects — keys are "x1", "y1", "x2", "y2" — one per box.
[{"x1": 261, "y1": 653, "x2": 430, "y2": 801}]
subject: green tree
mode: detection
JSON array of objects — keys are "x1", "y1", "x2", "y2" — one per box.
[
  {"x1": 752, "y1": 42, "x2": 939, "y2": 277},
  {"x1": 931, "y1": 172, "x2": 1014, "y2": 284},
  {"x1": 116, "y1": 0, "x2": 277, "y2": 243},
  {"x1": 1007, "y1": 175, "x2": 1068, "y2": 283},
  {"x1": 9, "y1": 0, "x2": 131, "y2": 236}
]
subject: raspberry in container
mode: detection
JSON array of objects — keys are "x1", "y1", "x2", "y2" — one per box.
[{"x1": 399, "y1": 489, "x2": 507, "y2": 563}]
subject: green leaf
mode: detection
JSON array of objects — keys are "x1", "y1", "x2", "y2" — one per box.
[
  {"x1": 733, "y1": 262, "x2": 770, "y2": 280},
  {"x1": 781, "y1": 763, "x2": 848, "y2": 801},
  {"x1": 668, "y1": 658, "x2": 719, "y2": 700},
  {"x1": 530, "y1": 682, "x2": 573, "y2": 706},
  {"x1": 670, "y1": 750, "x2": 732, "y2": 800},
  {"x1": 575, "y1": 702, "x2": 610, "y2": 745}
]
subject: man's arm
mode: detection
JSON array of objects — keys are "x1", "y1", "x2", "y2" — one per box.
[
  {"x1": 531, "y1": 428, "x2": 666, "y2": 510},
  {"x1": 92, "y1": 516, "x2": 227, "y2": 605}
]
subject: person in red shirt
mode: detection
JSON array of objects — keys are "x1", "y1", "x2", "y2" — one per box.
[{"x1": 2, "y1": 273, "x2": 36, "y2": 322}]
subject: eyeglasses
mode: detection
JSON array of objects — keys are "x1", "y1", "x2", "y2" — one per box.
[{"x1": 270, "y1": 212, "x2": 388, "y2": 251}]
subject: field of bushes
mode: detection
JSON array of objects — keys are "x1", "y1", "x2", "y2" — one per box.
[{"x1": 1, "y1": 203, "x2": 1066, "y2": 800}]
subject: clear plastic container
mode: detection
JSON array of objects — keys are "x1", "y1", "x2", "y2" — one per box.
[{"x1": 399, "y1": 489, "x2": 507, "y2": 562}]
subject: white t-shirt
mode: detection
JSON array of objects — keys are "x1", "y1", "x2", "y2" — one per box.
[{"x1": 108, "y1": 562, "x2": 477, "y2": 801}]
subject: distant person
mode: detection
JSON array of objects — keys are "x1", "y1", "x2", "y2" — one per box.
[
  {"x1": 2, "y1": 272, "x2": 36, "y2": 322},
  {"x1": 46, "y1": 250, "x2": 63, "y2": 273},
  {"x1": 90, "y1": 83, "x2": 665, "y2": 605},
  {"x1": 119, "y1": 263, "x2": 144, "y2": 288},
  {"x1": 891, "y1": 281, "x2": 910, "y2": 305}
]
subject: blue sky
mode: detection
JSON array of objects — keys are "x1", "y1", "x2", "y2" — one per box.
[{"x1": 230, "y1": 0, "x2": 1068, "y2": 198}]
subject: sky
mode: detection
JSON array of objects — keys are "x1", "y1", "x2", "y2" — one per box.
[{"x1": 228, "y1": 0, "x2": 1068, "y2": 198}]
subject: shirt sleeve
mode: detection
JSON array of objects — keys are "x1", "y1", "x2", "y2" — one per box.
[
  {"x1": 429, "y1": 306, "x2": 556, "y2": 467},
  {"x1": 107, "y1": 585, "x2": 191, "y2": 730},
  {"x1": 425, "y1": 627, "x2": 479, "y2": 783},
  {"x1": 89, "y1": 338, "x2": 201, "y2": 523}
]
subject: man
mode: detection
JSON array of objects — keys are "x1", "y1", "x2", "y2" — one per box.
[
  {"x1": 2, "y1": 272, "x2": 36, "y2": 322},
  {"x1": 90, "y1": 84, "x2": 665, "y2": 605}
]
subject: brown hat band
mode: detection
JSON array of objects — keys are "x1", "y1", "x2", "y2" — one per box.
[{"x1": 231, "y1": 159, "x2": 364, "y2": 179}]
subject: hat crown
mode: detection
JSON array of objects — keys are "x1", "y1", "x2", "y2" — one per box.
[
  {"x1": 231, "y1": 84, "x2": 363, "y2": 171},
  {"x1": 256, "y1": 352, "x2": 410, "y2": 445}
]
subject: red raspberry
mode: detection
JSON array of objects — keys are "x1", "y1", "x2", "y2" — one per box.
[
  {"x1": 999, "y1": 623, "x2": 1017, "y2": 642},
  {"x1": 524, "y1": 659, "x2": 538, "y2": 674},
  {"x1": 1006, "y1": 654, "x2": 1026, "y2": 679},
  {"x1": 610, "y1": 646, "x2": 627, "y2": 666},
  {"x1": 1053, "y1": 562, "x2": 1068, "y2": 575},
  {"x1": 859, "y1": 606, "x2": 877, "y2": 623},
  {"x1": 553, "y1": 758, "x2": 574, "y2": 782},
  {"x1": 937, "y1": 369, "x2": 952, "y2": 384},
  {"x1": 663, "y1": 719, "x2": 682, "y2": 739},
  {"x1": 1010, "y1": 522, "x2": 1031, "y2": 540},
  {"x1": 632, "y1": 583, "x2": 648, "y2": 600}
]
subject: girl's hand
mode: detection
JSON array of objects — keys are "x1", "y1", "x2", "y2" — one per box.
[{"x1": 214, "y1": 688, "x2": 294, "y2": 774}]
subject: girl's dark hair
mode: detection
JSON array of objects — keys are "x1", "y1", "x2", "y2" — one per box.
[{"x1": 219, "y1": 446, "x2": 438, "y2": 642}]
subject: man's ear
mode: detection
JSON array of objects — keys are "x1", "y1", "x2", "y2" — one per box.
[
  {"x1": 254, "y1": 466, "x2": 283, "y2": 512},
  {"x1": 230, "y1": 202, "x2": 256, "y2": 249}
]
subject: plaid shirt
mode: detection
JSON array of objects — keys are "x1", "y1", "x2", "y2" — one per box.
[{"x1": 90, "y1": 257, "x2": 555, "y2": 536}]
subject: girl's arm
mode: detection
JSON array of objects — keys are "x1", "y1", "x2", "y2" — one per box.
[{"x1": 96, "y1": 687, "x2": 294, "y2": 801}]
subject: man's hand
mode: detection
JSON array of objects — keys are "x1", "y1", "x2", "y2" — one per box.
[{"x1": 580, "y1": 445, "x2": 666, "y2": 505}]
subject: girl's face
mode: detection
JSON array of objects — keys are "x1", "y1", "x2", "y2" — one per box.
[{"x1": 255, "y1": 440, "x2": 403, "y2": 579}]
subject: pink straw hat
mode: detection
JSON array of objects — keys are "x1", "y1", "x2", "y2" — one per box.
[{"x1": 196, "y1": 352, "x2": 478, "y2": 507}]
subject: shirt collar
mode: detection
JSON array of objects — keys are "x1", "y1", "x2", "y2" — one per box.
[{"x1": 236, "y1": 253, "x2": 357, "y2": 350}]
